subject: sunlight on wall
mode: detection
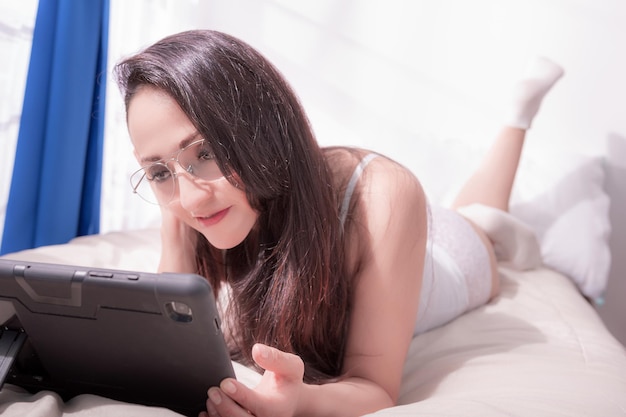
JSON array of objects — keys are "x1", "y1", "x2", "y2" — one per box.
[{"x1": 204, "y1": 1, "x2": 543, "y2": 151}]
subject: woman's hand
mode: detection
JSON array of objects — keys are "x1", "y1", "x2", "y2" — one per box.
[
  {"x1": 158, "y1": 205, "x2": 197, "y2": 273},
  {"x1": 202, "y1": 344, "x2": 306, "y2": 417}
]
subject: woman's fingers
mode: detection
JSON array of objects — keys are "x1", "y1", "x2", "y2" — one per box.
[
  {"x1": 205, "y1": 345, "x2": 305, "y2": 417},
  {"x1": 251, "y1": 343, "x2": 304, "y2": 382},
  {"x1": 206, "y1": 379, "x2": 255, "y2": 416}
]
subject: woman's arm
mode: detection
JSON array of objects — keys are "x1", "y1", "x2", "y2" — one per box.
[
  {"x1": 205, "y1": 158, "x2": 428, "y2": 417},
  {"x1": 157, "y1": 206, "x2": 197, "y2": 273},
  {"x1": 204, "y1": 343, "x2": 396, "y2": 417},
  {"x1": 335, "y1": 157, "x2": 428, "y2": 410}
]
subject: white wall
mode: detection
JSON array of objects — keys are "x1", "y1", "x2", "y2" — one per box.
[{"x1": 2, "y1": 0, "x2": 625, "y2": 346}]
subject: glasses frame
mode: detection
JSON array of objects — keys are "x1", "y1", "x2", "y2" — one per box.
[{"x1": 130, "y1": 138, "x2": 224, "y2": 205}]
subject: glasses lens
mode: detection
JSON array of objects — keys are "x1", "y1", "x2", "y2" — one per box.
[
  {"x1": 178, "y1": 140, "x2": 224, "y2": 181},
  {"x1": 130, "y1": 162, "x2": 174, "y2": 205}
]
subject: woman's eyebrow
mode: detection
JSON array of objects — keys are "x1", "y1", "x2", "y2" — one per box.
[
  {"x1": 178, "y1": 132, "x2": 203, "y2": 149},
  {"x1": 139, "y1": 132, "x2": 202, "y2": 164}
]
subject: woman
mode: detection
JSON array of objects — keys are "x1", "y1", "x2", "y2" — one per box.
[{"x1": 114, "y1": 30, "x2": 563, "y2": 417}]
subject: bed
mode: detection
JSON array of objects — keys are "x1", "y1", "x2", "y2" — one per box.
[{"x1": 1, "y1": 142, "x2": 625, "y2": 416}]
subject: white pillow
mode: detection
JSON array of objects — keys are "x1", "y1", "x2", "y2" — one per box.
[{"x1": 510, "y1": 152, "x2": 611, "y2": 301}]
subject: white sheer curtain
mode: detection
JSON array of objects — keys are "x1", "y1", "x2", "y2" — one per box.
[
  {"x1": 0, "y1": 1, "x2": 38, "y2": 244},
  {"x1": 101, "y1": 0, "x2": 215, "y2": 233}
]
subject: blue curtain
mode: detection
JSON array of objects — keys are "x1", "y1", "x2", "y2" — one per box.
[{"x1": 0, "y1": 0, "x2": 110, "y2": 255}]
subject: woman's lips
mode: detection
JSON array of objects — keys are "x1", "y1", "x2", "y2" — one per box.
[{"x1": 197, "y1": 207, "x2": 230, "y2": 227}]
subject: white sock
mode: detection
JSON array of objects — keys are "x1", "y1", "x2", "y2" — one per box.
[
  {"x1": 457, "y1": 204, "x2": 542, "y2": 271},
  {"x1": 504, "y1": 56, "x2": 564, "y2": 130}
]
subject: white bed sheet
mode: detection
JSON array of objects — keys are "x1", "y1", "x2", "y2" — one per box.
[{"x1": 1, "y1": 228, "x2": 625, "y2": 417}]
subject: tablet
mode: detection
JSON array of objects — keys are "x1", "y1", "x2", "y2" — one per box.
[{"x1": 0, "y1": 258, "x2": 235, "y2": 416}]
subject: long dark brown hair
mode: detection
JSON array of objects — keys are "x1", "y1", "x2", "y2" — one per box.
[{"x1": 114, "y1": 30, "x2": 357, "y2": 382}]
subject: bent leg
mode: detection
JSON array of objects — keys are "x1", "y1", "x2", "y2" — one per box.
[
  {"x1": 452, "y1": 56, "x2": 564, "y2": 212},
  {"x1": 452, "y1": 57, "x2": 564, "y2": 279},
  {"x1": 451, "y1": 127, "x2": 525, "y2": 212}
]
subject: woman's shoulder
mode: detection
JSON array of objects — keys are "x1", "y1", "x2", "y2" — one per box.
[
  {"x1": 359, "y1": 153, "x2": 427, "y2": 219},
  {"x1": 324, "y1": 146, "x2": 428, "y2": 277},
  {"x1": 323, "y1": 146, "x2": 427, "y2": 232},
  {"x1": 322, "y1": 146, "x2": 421, "y2": 187},
  {"x1": 324, "y1": 147, "x2": 424, "y2": 198}
]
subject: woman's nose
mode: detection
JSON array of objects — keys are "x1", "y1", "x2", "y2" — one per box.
[{"x1": 175, "y1": 172, "x2": 212, "y2": 212}]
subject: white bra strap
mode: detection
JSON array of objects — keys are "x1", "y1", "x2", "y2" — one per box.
[{"x1": 339, "y1": 153, "x2": 378, "y2": 230}]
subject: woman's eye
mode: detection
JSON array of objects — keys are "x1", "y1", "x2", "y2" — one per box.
[
  {"x1": 146, "y1": 166, "x2": 172, "y2": 183},
  {"x1": 198, "y1": 148, "x2": 215, "y2": 161}
]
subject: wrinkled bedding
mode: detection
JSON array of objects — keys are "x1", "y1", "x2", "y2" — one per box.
[{"x1": 1, "y1": 228, "x2": 625, "y2": 416}]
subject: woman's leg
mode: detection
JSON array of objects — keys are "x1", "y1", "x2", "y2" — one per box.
[
  {"x1": 452, "y1": 56, "x2": 564, "y2": 212},
  {"x1": 453, "y1": 57, "x2": 564, "y2": 293},
  {"x1": 451, "y1": 126, "x2": 525, "y2": 212}
]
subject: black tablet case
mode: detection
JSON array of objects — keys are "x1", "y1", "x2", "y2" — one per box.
[{"x1": 0, "y1": 259, "x2": 235, "y2": 416}]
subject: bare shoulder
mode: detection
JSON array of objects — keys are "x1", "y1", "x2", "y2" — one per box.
[
  {"x1": 322, "y1": 146, "x2": 428, "y2": 270},
  {"x1": 360, "y1": 156, "x2": 426, "y2": 213},
  {"x1": 323, "y1": 147, "x2": 427, "y2": 235},
  {"x1": 352, "y1": 155, "x2": 428, "y2": 251}
]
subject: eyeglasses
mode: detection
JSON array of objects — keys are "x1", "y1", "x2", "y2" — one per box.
[{"x1": 130, "y1": 139, "x2": 225, "y2": 205}]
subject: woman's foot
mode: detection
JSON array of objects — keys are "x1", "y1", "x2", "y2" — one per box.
[{"x1": 504, "y1": 56, "x2": 564, "y2": 130}]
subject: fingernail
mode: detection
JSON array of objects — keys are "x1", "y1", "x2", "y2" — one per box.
[
  {"x1": 259, "y1": 344, "x2": 270, "y2": 359},
  {"x1": 208, "y1": 388, "x2": 222, "y2": 405},
  {"x1": 222, "y1": 379, "x2": 236, "y2": 394}
]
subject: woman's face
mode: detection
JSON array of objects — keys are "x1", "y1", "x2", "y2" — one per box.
[{"x1": 127, "y1": 87, "x2": 259, "y2": 249}]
